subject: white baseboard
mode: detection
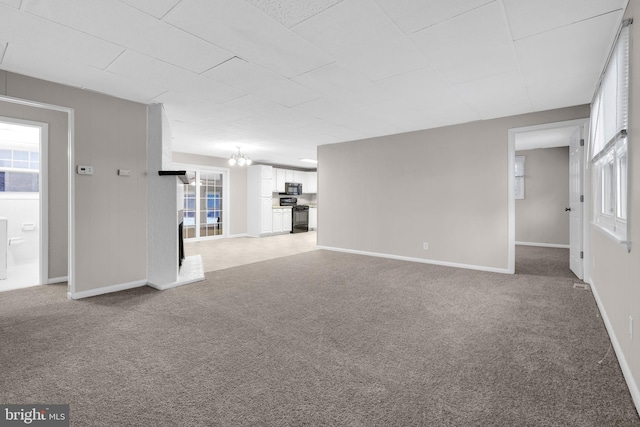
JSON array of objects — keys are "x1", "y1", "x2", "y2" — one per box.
[
  {"x1": 516, "y1": 241, "x2": 570, "y2": 249},
  {"x1": 147, "y1": 255, "x2": 205, "y2": 291},
  {"x1": 47, "y1": 276, "x2": 68, "y2": 284},
  {"x1": 590, "y1": 279, "x2": 640, "y2": 416},
  {"x1": 316, "y1": 246, "x2": 510, "y2": 274},
  {"x1": 67, "y1": 279, "x2": 147, "y2": 300}
]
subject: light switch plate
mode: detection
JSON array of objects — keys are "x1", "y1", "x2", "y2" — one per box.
[{"x1": 118, "y1": 169, "x2": 132, "y2": 176}]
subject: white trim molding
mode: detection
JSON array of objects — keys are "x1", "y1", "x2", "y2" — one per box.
[
  {"x1": 317, "y1": 246, "x2": 510, "y2": 274},
  {"x1": 590, "y1": 279, "x2": 640, "y2": 415},
  {"x1": 67, "y1": 279, "x2": 146, "y2": 300},
  {"x1": 147, "y1": 255, "x2": 205, "y2": 291},
  {"x1": 0, "y1": 94, "x2": 75, "y2": 298},
  {"x1": 515, "y1": 241, "x2": 570, "y2": 249},
  {"x1": 47, "y1": 276, "x2": 68, "y2": 284}
]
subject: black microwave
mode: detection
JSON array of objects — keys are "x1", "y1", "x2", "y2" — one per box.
[{"x1": 285, "y1": 182, "x2": 302, "y2": 195}]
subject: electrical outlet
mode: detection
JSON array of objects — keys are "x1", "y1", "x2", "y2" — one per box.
[
  {"x1": 630, "y1": 316, "x2": 634, "y2": 339},
  {"x1": 423, "y1": 242, "x2": 429, "y2": 250}
]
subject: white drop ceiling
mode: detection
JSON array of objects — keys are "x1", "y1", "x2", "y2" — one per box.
[{"x1": 0, "y1": 0, "x2": 627, "y2": 167}]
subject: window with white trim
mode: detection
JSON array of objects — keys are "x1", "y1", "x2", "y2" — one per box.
[{"x1": 590, "y1": 20, "x2": 631, "y2": 245}]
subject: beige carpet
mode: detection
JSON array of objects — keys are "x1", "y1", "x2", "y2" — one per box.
[
  {"x1": 0, "y1": 249, "x2": 638, "y2": 426},
  {"x1": 515, "y1": 245, "x2": 577, "y2": 279},
  {"x1": 185, "y1": 231, "x2": 317, "y2": 272}
]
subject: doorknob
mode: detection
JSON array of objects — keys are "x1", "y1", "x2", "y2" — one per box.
[{"x1": 565, "y1": 207, "x2": 571, "y2": 212}]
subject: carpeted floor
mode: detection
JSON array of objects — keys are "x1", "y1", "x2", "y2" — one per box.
[
  {"x1": 515, "y1": 245, "x2": 577, "y2": 279},
  {"x1": 1, "y1": 250, "x2": 638, "y2": 426}
]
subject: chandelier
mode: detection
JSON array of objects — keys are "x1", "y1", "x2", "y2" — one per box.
[{"x1": 228, "y1": 146, "x2": 252, "y2": 166}]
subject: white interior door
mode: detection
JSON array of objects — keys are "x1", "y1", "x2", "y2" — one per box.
[{"x1": 569, "y1": 127, "x2": 584, "y2": 279}]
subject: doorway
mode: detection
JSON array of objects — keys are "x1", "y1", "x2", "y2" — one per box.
[
  {"x1": 0, "y1": 117, "x2": 48, "y2": 292},
  {"x1": 175, "y1": 165, "x2": 229, "y2": 241},
  {"x1": 508, "y1": 118, "x2": 589, "y2": 278}
]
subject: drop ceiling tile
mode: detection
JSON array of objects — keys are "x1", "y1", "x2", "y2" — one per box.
[
  {"x1": 154, "y1": 91, "x2": 251, "y2": 124},
  {"x1": 171, "y1": 76, "x2": 246, "y2": 105},
  {"x1": 0, "y1": 0, "x2": 21, "y2": 8},
  {"x1": 24, "y1": 0, "x2": 233, "y2": 73},
  {"x1": 504, "y1": 0, "x2": 626, "y2": 40},
  {"x1": 516, "y1": 10, "x2": 622, "y2": 110},
  {"x1": 526, "y1": 72, "x2": 600, "y2": 112},
  {"x1": 410, "y1": 2, "x2": 517, "y2": 85},
  {"x1": 0, "y1": 4, "x2": 124, "y2": 69},
  {"x1": 293, "y1": 62, "x2": 376, "y2": 103},
  {"x1": 374, "y1": 0, "x2": 493, "y2": 35},
  {"x1": 452, "y1": 71, "x2": 533, "y2": 120},
  {"x1": 106, "y1": 50, "x2": 246, "y2": 104},
  {"x1": 203, "y1": 57, "x2": 320, "y2": 107},
  {"x1": 118, "y1": 0, "x2": 181, "y2": 19},
  {"x1": 293, "y1": 0, "x2": 429, "y2": 81},
  {"x1": 2, "y1": 42, "x2": 166, "y2": 102},
  {"x1": 294, "y1": 96, "x2": 401, "y2": 136},
  {"x1": 164, "y1": 0, "x2": 333, "y2": 78},
  {"x1": 360, "y1": 66, "x2": 463, "y2": 111},
  {"x1": 243, "y1": 0, "x2": 344, "y2": 28}
]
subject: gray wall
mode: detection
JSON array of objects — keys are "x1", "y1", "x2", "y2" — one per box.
[
  {"x1": 318, "y1": 105, "x2": 588, "y2": 271},
  {"x1": 171, "y1": 151, "x2": 247, "y2": 236},
  {"x1": 588, "y1": 0, "x2": 640, "y2": 408},
  {"x1": 515, "y1": 147, "x2": 569, "y2": 246},
  {"x1": 0, "y1": 71, "x2": 148, "y2": 293}
]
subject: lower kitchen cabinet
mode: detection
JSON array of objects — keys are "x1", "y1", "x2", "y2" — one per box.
[
  {"x1": 272, "y1": 207, "x2": 292, "y2": 233},
  {"x1": 272, "y1": 209, "x2": 283, "y2": 233},
  {"x1": 309, "y1": 207, "x2": 317, "y2": 230},
  {"x1": 283, "y1": 208, "x2": 292, "y2": 232}
]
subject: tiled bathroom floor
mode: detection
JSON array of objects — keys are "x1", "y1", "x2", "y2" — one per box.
[{"x1": 0, "y1": 261, "x2": 39, "y2": 292}]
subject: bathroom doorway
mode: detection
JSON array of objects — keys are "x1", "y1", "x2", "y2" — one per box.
[{"x1": 0, "y1": 117, "x2": 48, "y2": 292}]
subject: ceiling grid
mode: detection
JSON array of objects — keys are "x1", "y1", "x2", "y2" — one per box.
[{"x1": 0, "y1": 0, "x2": 627, "y2": 166}]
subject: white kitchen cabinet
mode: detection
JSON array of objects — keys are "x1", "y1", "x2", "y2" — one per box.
[
  {"x1": 272, "y1": 208, "x2": 283, "y2": 233},
  {"x1": 276, "y1": 168, "x2": 286, "y2": 193},
  {"x1": 306, "y1": 172, "x2": 317, "y2": 193},
  {"x1": 309, "y1": 207, "x2": 317, "y2": 230},
  {"x1": 283, "y1": 208, "x2": 292, "y2": 232},
  {"x1": 261, "y1": 198, "x2": 273, "y2": 234},
  {"x1": 285, "y1": 169, "x2": 294, "y2": 183},
  {"x1": 247, "y1": 165, "x2": 273, "y2": 236},
  {"x1": 293, "y1": 170, "x2": 306, "y2": 188},
  {"x1": 271, "y1": 207, "x2": 292, "y2": 233}
]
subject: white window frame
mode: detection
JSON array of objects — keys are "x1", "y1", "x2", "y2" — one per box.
[
  {"x1": 590, "y1": 20, "x2": 631, "y2": 248},
  {"x1": 173, "y1": 163, "x2": 230, "y2": 241}
]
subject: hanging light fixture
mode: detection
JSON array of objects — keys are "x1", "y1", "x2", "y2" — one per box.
[{"x1": 228, "y1": 146, "x2": 252, "y2": 166}]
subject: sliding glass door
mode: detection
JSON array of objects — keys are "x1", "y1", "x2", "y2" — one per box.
[{"x1": 181, "y1": 167, "x2": 228, "y2": 241}]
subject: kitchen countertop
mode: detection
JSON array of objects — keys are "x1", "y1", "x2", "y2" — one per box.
[{"x1": 272, "y1": 206, "x2": 293, "y2": 209}]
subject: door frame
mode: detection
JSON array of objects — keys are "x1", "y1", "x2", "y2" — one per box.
[
  {"x1": 0, "y1": 94, "x2": 75, "y2": 295},
  {"x1": 0, "y1": 115, "x2": 48, "y2": 285},
  {"x1": 507, "y1": 118, "x2": 590, "y2": 274},
  {"x1": 172, "y1": 162, "x2": 230, "y2": 241}
]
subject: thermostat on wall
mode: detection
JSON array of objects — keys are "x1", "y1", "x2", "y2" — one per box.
[{"x1": 77, "y1": 165, "x2": 94, "y2": 175}]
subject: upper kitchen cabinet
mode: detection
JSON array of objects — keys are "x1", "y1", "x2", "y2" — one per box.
[
  {"x1": 272, "y1": 167, "x2": 317, "y2": 194},
  {"x1": 306, "y1": 172, "x2": 317, "y2": 194}
]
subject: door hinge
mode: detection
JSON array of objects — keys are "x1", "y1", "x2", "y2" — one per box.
[
  {"x1": 580, "y1": 195, "x2": 584, "y2": 202},
  {"x1": 580, "y1": 251, "x2": 584, "y2": 259},
  {"x1": 580, "y1": 139, "x2": 585, "y2": 147}
]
